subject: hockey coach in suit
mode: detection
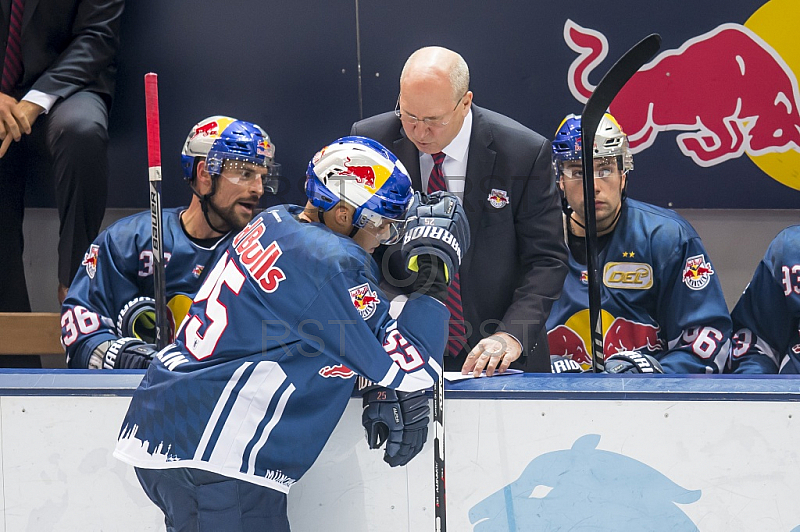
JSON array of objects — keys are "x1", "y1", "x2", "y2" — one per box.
[{"x1": 352, "y1": 46, "x2": 568, "y2": 374}]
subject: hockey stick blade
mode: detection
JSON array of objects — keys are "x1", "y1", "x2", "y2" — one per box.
[{"x1": 580, "y1": 33, "x2": 661, "y2": 372}]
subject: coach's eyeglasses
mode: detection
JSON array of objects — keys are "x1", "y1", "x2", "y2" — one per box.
[{"x1": 394, "y1": 92, "x2": 467, "y2": 128}]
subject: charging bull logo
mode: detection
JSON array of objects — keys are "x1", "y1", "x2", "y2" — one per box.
[
  {"x1": 194, "y1": 120, "x2": 219, "y2": 137},
  {"x1": 349, "y1": 283, "x2": 380, "y2": 320},
  {"x1": 682, "y1": 254, "x2": 715, "y2": 290},
  {"x1": 565, "y1": 18, "x2": 800, "y2": 168},
  {"x1": 81, "y1": 244, "x2": 100, "y2": 279},
  {"x1": 548, "y1": 310, "x2": 663, "y2": 371},
  {"x1": 318, "y1": 364, "x2": 355, "y2": 379},
  {"x1": 343, "y1": 157, "x2": 377, "y2": 189},
  {"x1": 469, "y1": 434, "x2": 702, "y2": 531}
]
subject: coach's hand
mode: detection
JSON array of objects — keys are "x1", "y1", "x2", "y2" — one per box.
[
  {"x1": 462, "y1": 332, "x2": 522, "y2": 377},
  {"x1": 362, "y1": 386, "x2": 429, "y2": 467}
]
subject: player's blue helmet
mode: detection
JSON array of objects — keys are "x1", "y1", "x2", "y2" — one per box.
[
  {"x1": 552, "y1": 113, "x2": 633, "y2": 178},
  {"x1": 181, "y1": 116, "x2": 277, "y2": 191},
  {"x1": 306, "y1": 136, "x2": 414, "y2": 244}
]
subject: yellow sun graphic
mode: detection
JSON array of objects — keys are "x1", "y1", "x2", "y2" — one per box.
[{"x1": 744, "y1": 0, "x2": 800, "y2": 190}]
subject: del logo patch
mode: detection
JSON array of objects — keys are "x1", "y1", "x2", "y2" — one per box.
[
  {"x1": 488, "y1": 189, "x2": 509, "y2": 208},
  {"x1": 604, "y1": 262, "x2": 653, "y2": 290},
  {"x1": 349, "y1": 283, "x2": 380, "y2": 320},
  {"x1": 82, "y1": 245, "x2": 100, "y2": 279},
  {"x1": 682, "y1": 254, "x2": 715, "y2": 290}
]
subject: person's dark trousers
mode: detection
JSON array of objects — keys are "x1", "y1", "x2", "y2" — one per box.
[
  {"x1": 0, "y1": 90, "x2": 109, "y2": 368},
  {"x1": 136, "y1": 467, "x2": 292, "y2": 532}
]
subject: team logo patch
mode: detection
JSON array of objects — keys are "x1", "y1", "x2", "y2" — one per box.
[
  {"x1": 318, "y1": 364, "x2": 355, "y2": 379},
  {"x1": 192, "y1": 264, "x2": 204, "y2": 278},
  {"x1": 349, "y1": 283, "x2": 380, "y2": 320},
  {"x1": 81, "y1": 245, "x2": 100, "y2": 279},
  {"x1": 604, "y1": 262, "x2": 654, "y2": 290},
  {"x1": 487, "y1": 189, "x2": 509, "y2": 208},
  {"x1": 682, "y1": 254, "x2": 715, "y2": 290},
  {"x1": 580, "y1": 271, "x2": 588, "y2": 284}
]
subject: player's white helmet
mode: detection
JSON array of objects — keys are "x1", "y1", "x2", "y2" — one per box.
[
  {"x1": 306, "y1": 136, "x2": 413, "y2": 245},
  {"x1": 552, "y1": 112, "x2": 633, "y2": 177},
  {"x1": 180, "y1": 116, "x2": 276, "y2": 182}
]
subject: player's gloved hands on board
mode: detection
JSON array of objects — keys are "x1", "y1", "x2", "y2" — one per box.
[
  {"x1": 403, "y1": 191, "x2": 470, "y2": 299},
  {"x1": 117, "y1": 297, "x2": 159, "y2": 344},
  {"x1": 603, "y1": 351, "x2": 664, "y2": 374},
  {"x1": 550, "y1": 355, "x2": 585, "y2": 373},
  {"x1": 102, "y1": 337, "x2": 159, "y2": 370},
  {"x1": 362, "y1": 386, "x2": 429, "y2": 467}
]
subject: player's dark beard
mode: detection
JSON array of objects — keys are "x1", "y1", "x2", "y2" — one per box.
[{"x1": 205, "y1": 195, "x2": 256, "y2": 234}]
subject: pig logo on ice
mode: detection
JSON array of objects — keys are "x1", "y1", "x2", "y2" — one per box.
[
  {"x1": 469, "y1": 434, "x2": 701, "y2": 531},
  {"x1": 565, "y1": 19, "x2": 800, "y2": 167}
]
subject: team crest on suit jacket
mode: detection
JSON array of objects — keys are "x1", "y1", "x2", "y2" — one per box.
[{"x1": 488, "y1": 189, "x2": 509, "y2": 208}]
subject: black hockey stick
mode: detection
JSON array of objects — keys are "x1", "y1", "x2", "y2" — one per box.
[
  {"x1": 144, "y1": 73, "x2": 170, "y2": 350},
  {"x1": 433, "y1": 369, "x2": 446, "y2": 531},
  {"x1": 580, "y1": 33, "x2": 661, "y2": 372}
]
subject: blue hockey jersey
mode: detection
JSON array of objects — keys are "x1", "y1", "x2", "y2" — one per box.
[
  {"x1": 545, "y1": 199, "x2": 731, "y2": 373},
  {"x1": 730, "y1": 225, "x2": 800, "y2": 374},
  {"x1": 113, "y1": 205, "x2": 447, "y2": 493},
  {"x1": 61, "y1": 208, "x2": 233, "y2": 369}
]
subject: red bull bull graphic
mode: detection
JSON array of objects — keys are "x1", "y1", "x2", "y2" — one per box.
[
  {"x1": 487, "y1": 189, "x2": 509, "y2": 209},
  {"x1": 349, "y1": 283, "x2": 380, "y2": 320},
  {"x1": 194, "y1": 120, "x2": 219, "y2": 137},
  {"x1": 81, "y1": 244, "x2": 100, "y2": 279},
  {"x1": 565, "y1": 18, "x2": 800, "y2": 169},
  {"x1": 318, "y1": 364, "x2": 355, "y2": 379},
  {"x1": 343, "y1": 157, "x2": 376, "y2": 189},
  {"x1": 547, "y1": 310, "x2": 663, "y2": 371},
  {"x1": 682, "y1": 254, "x2": 715, "y2": 290}
]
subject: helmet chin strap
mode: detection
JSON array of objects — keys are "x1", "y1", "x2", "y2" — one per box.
[{"x1": 190, "y1": 177, "x2": 230, "y2": 235}]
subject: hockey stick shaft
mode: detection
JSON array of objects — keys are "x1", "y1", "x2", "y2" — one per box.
[
  {"x1": 433, "y1": 370, "x2": 446, "y2": 531},
  {"x1": 580, "y1": 34, "x2": 661, "y2": 372},
  {"x1": 144, "y1": 73, "x2": 170, "y2": 350}
]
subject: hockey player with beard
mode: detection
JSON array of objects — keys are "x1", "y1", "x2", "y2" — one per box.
[
  {"x1": 61, "y1": 116, "x2": 277, "y2": 369},
  {"x1": 113, "y1": 136, "x2": 470, "y2": 530}
]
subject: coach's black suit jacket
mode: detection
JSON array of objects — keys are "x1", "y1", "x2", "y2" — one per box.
[
  {"x1": 0, "y1": 0, "x2": 123, "y2": 102},
  {"x1": 352, "y1": 105, "x2": 568, "y2": 372}
]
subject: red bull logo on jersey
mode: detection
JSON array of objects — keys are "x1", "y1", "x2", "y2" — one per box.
[
  {"x1": 487, "y1": 189, "x2": 510, "y2": 209},
  {"x1": 580, "y1": 271, "x2": 588, "y2": 285},
  {"x1": 547, "y1": 310, "x2": 663, "y2": 371},
  {"x1": 318, "y1": 364, "x2": 355, "y2": 379},
  {"x1": 192, "y1": 264, "x2": 204, "y2": 278},
  {"x1": 349, "y1": 283, "x2": 380, "y2": 320},
  {"x1": 81, "y1": 244, "x2": 99, "y2": 279},
  {"x1": 565, "y1": 18, "x2": 800, "y2": 169},
  {"x1": 682, "y1": 254, "x2": 715, "y2": 290}
]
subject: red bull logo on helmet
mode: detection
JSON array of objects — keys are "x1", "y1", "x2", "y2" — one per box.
[
  {"x1": 565, "y1": 19, "x2": 800, "y2": 170},
  {"x1": 349, "y1": 283, "x2": 380, "y2": 320},
  {"x1": 81, "y1": 244, "x2": 99, "y2": 279},
  {"x1": 341, "y1": 156, "x2": 392, "y2": 194},
  {"x1": 682, "y1": 254, "x2": 715, "y2": 290}
]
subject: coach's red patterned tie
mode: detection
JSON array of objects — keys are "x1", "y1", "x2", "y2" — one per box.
[
  {"x1": 427, "y1": 152, "x2": 466, "y2": 358},
  {"x1": 1, "y1": 0, "x2": 24, "y2": 94}
]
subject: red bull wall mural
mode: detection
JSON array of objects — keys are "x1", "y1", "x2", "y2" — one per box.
[{"x1": 99, "y1": 0, "x2": 800, "y2": 209}]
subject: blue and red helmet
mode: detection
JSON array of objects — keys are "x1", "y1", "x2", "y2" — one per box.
[
  {"x1": 306, "y1": 136, "x2": 413, "y2": 238},
  {"x1": 181, "y1": 116, "x2": 276, "y2": 181},
  {"x1": 552, "y1": 113, "x2": 633, "y2": 178}
]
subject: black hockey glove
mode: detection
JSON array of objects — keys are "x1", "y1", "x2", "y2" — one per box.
[
  {"x1": 103, "y1": 337, "x2": 158, "y2": 370},
  {"x1": 362, "y1": 386, "x2": 429, "y2": 467},
  {"x1": 603, "y1": 351, "x2": 664, "y2": 374},
  {"x1": 117, "y1": 297, "x2": 159, "y2": 344},
  {"x1": 402, "y1": 191, "x2": 470, "y2": 288},
  {"x1": 550, "y1": 355, "x2": 585, "y2": 373}
]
